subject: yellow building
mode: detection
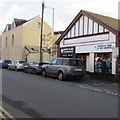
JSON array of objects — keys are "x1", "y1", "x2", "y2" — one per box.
[{"x1": 1, "y1": 16, "x2": 54, "y2": 62}]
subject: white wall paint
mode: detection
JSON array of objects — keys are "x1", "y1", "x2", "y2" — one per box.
[
  {"x1": 84, "y1": 16, "x2": 88, "y2": 35},
  {"x1": 89, "y1": 53, "x2": 94, "y2": 73}
]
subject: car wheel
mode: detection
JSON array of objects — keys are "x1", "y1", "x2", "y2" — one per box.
[
  {"x1": 24, "y1": 68, "x2": 27, "y2": 73},
  {"x1": 33, "y1": 69, "x2": 37, "y2": 75},
  {"x1": 58, "y1": 72, "x2": 64, "y2": 81},
  {"x1": 8, "y1": 66, "x2": 10, "y2": 70},
  {"x1": 15, "y1": 67, "x2": 17, "y2": 71},
  {"x1": 42, "y1": 69, "x2": 46, "y2": 77}
]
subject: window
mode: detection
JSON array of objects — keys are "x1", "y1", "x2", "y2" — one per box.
[
  {"x1": 69, "y1": 59, "x2": 82, "y2": 66},
  {"x1": 12, "y1": 35, "x2": 14, "y2": 46},
  {"x1": 63, "y1": 59, "x2": 69, "y2": 65},
  {"x1": 56, "y1": 59, "x2": 63, "y2": 65},
  {"x1": 51, "y1": 59, "x2": 57, "y2": 65},
  {"x1": 5, "y1": 37, "x2": 7, "y2": 47}
]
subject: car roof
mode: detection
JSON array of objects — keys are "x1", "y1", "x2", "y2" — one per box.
[{"x1": 56, "y1": 57, "x2": 80, "y2": 60}]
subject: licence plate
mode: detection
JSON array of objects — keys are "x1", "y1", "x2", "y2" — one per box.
[{"x1": 74, "y1": 69, "x2": 82, "y2": 71}]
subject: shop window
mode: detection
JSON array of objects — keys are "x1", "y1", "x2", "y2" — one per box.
[{"x1": 94, "y1": 53, "x2": 112, "y2": 74}]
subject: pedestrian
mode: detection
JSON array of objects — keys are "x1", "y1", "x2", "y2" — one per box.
[
  {"x1": 101, "y1": 59, "x2": 106, "y2": 80},
  {"x1": 106, "y1": 58, "x2": 112, "y2": 73}
]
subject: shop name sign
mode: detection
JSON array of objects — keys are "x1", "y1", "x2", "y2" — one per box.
[
  {"x1": 95, "y1": 44, "x2": 112, "y2": 50},
  {"x1": 61, "y1": 47, "x2": 75, "y2": 54}
]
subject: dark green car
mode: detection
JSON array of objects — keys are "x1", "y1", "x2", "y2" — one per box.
[{"x1": 42, "y1": 58, "x2": 86, "y2": 81}]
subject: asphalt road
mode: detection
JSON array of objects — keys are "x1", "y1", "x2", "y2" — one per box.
[{"x1": 2, "y1": 69, "x2": 119, "y2": 118}]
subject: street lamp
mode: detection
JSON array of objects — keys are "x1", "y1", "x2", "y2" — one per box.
[{"x1": 44, "y1": 6, "x2": 54, "y2": 58}]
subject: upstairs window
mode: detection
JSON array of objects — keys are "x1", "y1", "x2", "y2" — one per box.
[
  {"x1": 5, "y1": 37, "x2": 8, "y2": 47},
  {"x1": 12, "y1": 35, "x2": 14, "y2": 46}
]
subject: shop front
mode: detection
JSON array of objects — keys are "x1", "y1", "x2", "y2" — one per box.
[
  {"x1": 56, "y1": 10, "x2": 119, "y2": 81},
  {"x1": 60, "y1": 46, "x2": 75, "y2": 58}
]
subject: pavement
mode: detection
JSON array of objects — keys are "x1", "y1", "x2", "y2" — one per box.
[{"x1": 71, "y1": 75, "x2": 119, "y2": 97}]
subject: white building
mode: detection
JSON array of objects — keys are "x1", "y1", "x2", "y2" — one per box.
[{"x1": 56, "y1": 10, "x2": 119, "y2": 80}]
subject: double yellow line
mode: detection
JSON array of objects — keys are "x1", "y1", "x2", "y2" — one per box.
[{"x1": 0, "y1": 106, "x2": 16, "y2": 120}]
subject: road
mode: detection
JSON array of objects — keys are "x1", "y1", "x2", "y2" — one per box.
[{"x1": 2, "y1": 69, "x2": 119, "y2": 118}]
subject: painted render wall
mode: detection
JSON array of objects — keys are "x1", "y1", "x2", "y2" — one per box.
[{"x1": 2, "y1": 26, "x2": 23, "y2": 60}]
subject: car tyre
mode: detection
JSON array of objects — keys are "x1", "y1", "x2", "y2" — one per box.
[
  {"x1": 42, "y1": 69, "x2": 46, "y2": 77},
  {"x1": 58, "y1": 72, "x2": 64, "y2": 81},
  {"x1": 15, "y1": 67, "x2": 17, "y2": 71},
  {"x1": 8, "y1": 66, "x2": 10, "y2": 70},
  {"x1": 24, "y1": 68, "x2": 27, "y2": 73},
  {"x1": 33, "y1": 69, "x2": 37, "y2": 75}
]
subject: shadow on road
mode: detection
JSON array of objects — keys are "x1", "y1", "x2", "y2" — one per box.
[{"x1": 2, "y1": 95, "x2": 43, "y2": 118}]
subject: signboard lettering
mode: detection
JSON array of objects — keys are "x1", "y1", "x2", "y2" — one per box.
[{"x1": 95, "y1": 44, "x2": 112, "y2": 50}]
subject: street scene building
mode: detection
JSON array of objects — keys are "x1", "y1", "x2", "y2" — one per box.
[
  {"x1": 56, "y1": 10, "x2": 119, "y2": 81},
  {"x1": 1, "y1": 16, "x2": 62, "y2": 62},
  {"x1": 0, "y1": 1, "x2": 119, "y2": 119}
]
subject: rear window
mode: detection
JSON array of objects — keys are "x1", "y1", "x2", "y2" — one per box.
[
  {"x1": 4, "y1": 60, "x2": 11, "y2": 63},
  {"x1": 39, "y1": 62, "x2": 49, "y2": 66},
  {"x1": 19, "y1": 61, "x2": 26, "y2": 64},
  {"x1": 69, "y1": 59, "x2": 83, "y2": 66}
]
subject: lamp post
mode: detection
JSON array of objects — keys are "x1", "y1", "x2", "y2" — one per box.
[
  {"x1": 40, "y1": 1, "x2": 45, "y2": 62},
  {"x1": 45, "y1": 6, "x2": 54, "y2": 59}
]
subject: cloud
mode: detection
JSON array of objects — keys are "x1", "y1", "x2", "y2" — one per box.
[
  {"x1": 0, "y1": 0, "x2": 4, "y2": 7},
  {"x1": 5, "y1": 4, "x2": 25, "y2": 19}
]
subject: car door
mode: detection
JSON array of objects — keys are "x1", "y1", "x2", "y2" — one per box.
[
  {"x1": 46, "y1": 59, "x2": 57, "y2": 76},
  {"x1": 27, "y1": 62, "x2": 34, "y2": 73},
  {"x1": 13, "y1": 60, "x2": 17, "y2": 69},
  {"x1": 10, "y1": 61, "x2": 15, "y2": 69}
]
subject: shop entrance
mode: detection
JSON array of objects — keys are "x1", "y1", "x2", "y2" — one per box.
[{"x1": 94, "y1": 53, "x2": 112, "y2": 74}]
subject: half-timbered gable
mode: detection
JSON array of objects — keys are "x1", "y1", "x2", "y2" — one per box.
[{"x1": 56, "y1": 10, "x2": 119, "y2": 80}]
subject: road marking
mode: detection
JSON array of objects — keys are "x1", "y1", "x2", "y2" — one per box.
[
  {"x1": 78, "y1": 84, "x2": 119, "y2": 97},
  {"x1": 0, "y1": 106, "x2": 16, "y2": 120}
]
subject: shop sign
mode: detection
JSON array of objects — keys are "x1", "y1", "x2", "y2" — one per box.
[
  {"x1": 95, "y1": 44, "x2": 112, "y2": 50},
  {"x1": 60, "y1": 47, "x2": 75, "y2": 54}
]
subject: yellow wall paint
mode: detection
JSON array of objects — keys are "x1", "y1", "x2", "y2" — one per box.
[{"x1": 1, "y1": 16, "x2": 54, "y2": 62}]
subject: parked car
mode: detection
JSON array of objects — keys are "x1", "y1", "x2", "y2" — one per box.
[
  {"x1": 8, "y1": 60, "x2": 28, "y2": 71},
  {"x1": 42, "y1": 57, "x2": 86, "y2": 81},
  {"x1": 0, "y1": 60, "x2": 12, "y2": 69},
  {"x1": 24, "y1": 61, "x2": 49, "y2": 75}
]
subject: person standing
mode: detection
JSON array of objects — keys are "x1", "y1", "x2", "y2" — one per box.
[
  {"x1": 101, "y1": 59, "x2": 107, "y2": 80},
  {"x1": 106, "y1": 58, "x2": 112, "y2": 73}
]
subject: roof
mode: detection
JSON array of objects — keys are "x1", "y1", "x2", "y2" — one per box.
[
  {"x1": 84, "y1": 10, "x2": 120, "y2": 31},
  {"x1": 3, "y1": 16, "x2": 39, "y2": 33},
  {"x1": 25, "y1": 46, "x2": 49, "y2": 53},
  {"x1": 56, "y1": 10, "x2": 120, "y2": 44},
  {"x1": 14, "y1": 18, "x2": 28, "y2": 27},
  {"x1": 3, "y1": 24, "x2": 12, "y2": 33}
]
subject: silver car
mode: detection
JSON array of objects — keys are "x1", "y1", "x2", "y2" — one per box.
[
  {"x1": 42, "y1": 58, "x2": 86, "y2": 81},
  {"x1": 8, "y1": 60, "x2": 28, "y2": 71},
  {"x1": 24, "y1": 61, "x2": 49, "y2": 75}
]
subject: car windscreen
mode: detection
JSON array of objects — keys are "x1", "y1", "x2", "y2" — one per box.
[
  {"x1": 4, "y1": 60, "x2": 11, "y2": 63},
  {"x1": 19, "y1": 61, "x2": 27, "y2": 64},
  {"x1": 69, "y1": 59, "x2": 83, "y2": 66}
]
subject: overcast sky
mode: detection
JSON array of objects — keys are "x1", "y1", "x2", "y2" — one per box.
[{"x1": 0, "y1": 0, "x2": 119, "y2": 35}]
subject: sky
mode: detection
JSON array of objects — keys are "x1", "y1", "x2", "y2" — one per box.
[{"x1": 0, "y1": 0, "x2": 119, "y2": 35}]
